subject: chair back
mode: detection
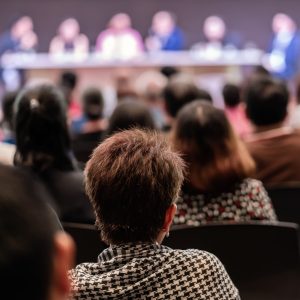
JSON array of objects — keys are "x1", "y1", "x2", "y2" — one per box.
[{"x1": 63, "y1": 222, "x2": 107, "y2": 264}]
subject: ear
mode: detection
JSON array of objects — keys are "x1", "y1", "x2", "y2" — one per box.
[
  {"x1": 163, "y1": 203, "x2": 177, "y2": 233},
  {"x1": 52, "y1": 232, "x2": 75, "y2": 298}
]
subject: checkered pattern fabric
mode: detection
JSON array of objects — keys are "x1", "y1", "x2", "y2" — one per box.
[
  {"x1": 174, "y1": 178, "x2": 276, "y2": 226},
  {"x1": 69, "y1": 243, "x2": 240, "y2": 299}
]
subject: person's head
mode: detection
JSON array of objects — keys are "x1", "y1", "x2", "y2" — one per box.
[
  {"x1": 107, "y1": 99, "x2": 156, "y2": 135},
  {"x1": 171, "y1": 101, "x2": 255, "y2": 193},
  {"x1": 163, "y1": 74, "x2": 212, "y2": 118},
  {"x1": 222, "y1": 83, "x2": 241, "y2": 108},
  {"x1": 82, "y1": 87, "x2": 104, "y2": 121},
  {"x1": 1, "y1": 90, "x2": 19, "y2": 130},
  {"x1": 0, "y1": 164, "x2": 74, "y2": 300},
  {"x1": 160, "y1": 66, "x2": 179, "y2": 79},
  {"x1": 14, "y1": 84, "x2": 76, "y2": 173},
  {"x1": 203, "y1": 15, "x2": 226, "y2": 41},
  {"x1": 85, "y1": 129, "x2": 185, "y2": 245},
  {"x1": 109, "y1": 13, "x2": 131, "y2": 31},
  {"x1": 11, "y1": 16, "x2": 33, "y2": 39},
  {"x1": 272, "y1": 13, "x2": 296, "y2": 34},
  {"x1": 58, "y1": 18, "x2": 80, "y2": 42},
  {"x1": 152, "y1": 11, "x2": 176, "y2": 36},
  {"x1": 244, "y1": 76, "x2": 289, "y2": 127},
  {"x1": 58, "y1": 71, "x2": 78, "y2": 105}
]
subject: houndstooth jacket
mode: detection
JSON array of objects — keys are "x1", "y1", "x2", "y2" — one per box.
[{"x1": 69, "y1": 243, "x2": 240, "y2": 299}]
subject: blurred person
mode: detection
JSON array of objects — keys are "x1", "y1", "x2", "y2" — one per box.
[
  {"x1": 95, "y1": 13, "x2": 143, "y2": 60},
  {"x1": 145, "y1": 11, "x2": 184, "y2": 51},
  {"x1": 160, "y1": 65, "x2": 179, "y2": 79},
  {"x1": 106, "y1": 99, "x2": 156, "y2": 136},
  {"x1": 171, "y1": 101, "x2": 276, "y2": 226},
  {"x1": 69, "y1": 129, "x2": 240, "y2": 299},
  {"x1": 135, "y1": 70, "x2": 168, "y2": 128},
  {"x1": 72, "y1": 87, "x2": 107, "y2": 163},
  {"x1": 0, "y1": 15, "x2": 37, "y2": 55},
  {"x1": 0, "y1": 164, "x2": 75, "y2": 300},
  {"x1": 223, "y1": 83, "x2": 251, "y2": 138},
  {"x1": 1, "y1": 90, "x2": 18, "y2": 144},
  {"x1": 14, "y1": 84, "x2": 95, "y2": 223},
  {"x1": 49, "y1": 18, "x2": 89, "y2": 55},
  {"x1": 244, "y1": 76, "x2": 300, "y2": 185},
  {"x1": 267, "y1": 13, "x2": 300, "y2": 80},
  {"x1": 58, "y1": 71, "x2": 81, "y2": 120},
  {"x1": 163, "y1": 73, "x2": 212, "y2": 131},
  {"x1": 289, "y1": 75, "x2": 300, "y2": 127}
]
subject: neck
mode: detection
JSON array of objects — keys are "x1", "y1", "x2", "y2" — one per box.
[{"x1": 254, "y1": 121, "x2": 285, "y2": 133}]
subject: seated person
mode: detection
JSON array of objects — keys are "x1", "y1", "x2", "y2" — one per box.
[
  {"x1": 267, "y1": 13, "x2": 300, "y2": 80},
  {"x1": 163, "y1": 73, "x2": 212, "y2": 131},
  {"x1": 14, "y1": 84, "x2": 95, "y2": 223},
  {"x1": 49, "y1": 18, "x2": 89, "y2": 55},
  {"x1": 223, "y1": 83, "x2": 251, "y2": 138},
  {"x1": 145, "y1": 11, "x2": 184, "y2": 51},
  {"x1": 171, "y1": 101, "x2": 276, "y2": 226},
  {"x1": 0, "y1": 163, "x2": 74, "y2": 300},
  {"x1": 245, "y1": 76, "x2": 300, "y2": 185},
  {"x1": 72, "y1": 87, "x2": 107, "y2": 163},
  {"x1": 95, "y1": 13, "x2": 143, "y2": 60},
  {"x1": 69, "y1": 129, "x2": 240, "y2": 299},
  {"x1": 106, "y1": 99, "x2": 156, "y2": 137}
]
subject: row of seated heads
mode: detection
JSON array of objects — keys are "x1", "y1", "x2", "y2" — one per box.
[{"x1": 3, "y1": 68, "x2": 289, "y2": 186}]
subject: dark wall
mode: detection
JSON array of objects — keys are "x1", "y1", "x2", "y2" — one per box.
[{"x1": 1, "y1": 0, "x2": 300, "y2": 52}]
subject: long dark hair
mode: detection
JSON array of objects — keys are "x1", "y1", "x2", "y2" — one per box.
[{"x1": 14, "y1": 84, "x2": 77, "y2": 173}]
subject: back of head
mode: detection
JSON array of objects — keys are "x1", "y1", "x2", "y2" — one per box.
[
  {"x1": 163, "y1": 74, "x2": 212, "y2": 118},
  {"x1": 58, "y1": 71, "x2": 78, "y2": 105},
  {"x1": 244, "y1": 76, "x2": 289, "y2": 126},
  {"x1": 222, "y1": 83, "x2": 241, "y2": 108},
  {"x1": 107, "y1": 99, "x2": 156, "y2": 135},
  {"x1": 82, "y1": 87, "x2": 104, "y2": 120},
  {"x1": 0, "y1": 165, "x2": 59, "y2": 300},
  {"x1": 14, "y1": 84, "x2": 75, "y2": 173},
  {"x1": 85, "y1": 129, "x2": 184, "y2": 245},
  {"x1": 172, "y1": 101, "x2": 255, "y2": 192}
]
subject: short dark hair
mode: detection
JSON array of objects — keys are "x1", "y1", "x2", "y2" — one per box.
[
  {"x1": 14, "y1": 84, "x2": 76, "y2": 172},
  {"x1": 107, "y1": 99, "x2": 156, "y2": 136},
  {"x1": 171, "y1": 101, "x2": 255, "y2": 193},
  {"x1": 59, "y1": 71, "x2": 78, "y2": 90},
  {"x1": 0, "y1": 165, "x2": 60, "y2": 300},
  {"x1": 163, "y1": 75, "x2": 212, "y2": 117},
  {"x1": 82, "y1": 87, "x2": 104, "y2": 120},
  {"x1": 245, "y1": 76, "x2": 289, "y2": 126},
  {"x1": 222, "y1": 83, "x2": 241, "y2": 108},
  {"x1": 85, "y1": 129, "x2": 185, "y2": 244}
]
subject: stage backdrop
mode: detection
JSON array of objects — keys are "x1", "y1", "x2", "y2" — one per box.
[{"x1": 0, "y1": 0, "x2": 300, "y2": 52}]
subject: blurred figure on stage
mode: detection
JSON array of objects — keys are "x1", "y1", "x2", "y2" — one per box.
[
  {"x1": 145, "y1": 11, "x2": 184, "y2": 52},
  {"x1": 49, "y1": 18, "x2": 89, "y2": 55},
  {"x1": 0, "y1": 15, "x2": 37, "y2": 55},
  {"x1": 267, "y1": 13, "x2": 300, "y2": 80},
  {"x1": 95, "y1": 13, "x2": 143, "y2": 60},
  {"x1": 192, "y1": 16, "x2": 241, "y2": 59}
]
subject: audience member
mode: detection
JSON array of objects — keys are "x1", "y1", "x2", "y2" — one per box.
[
  {"x1": 72, "y1": 87, "x2": 106, "y2": 163},
  {"x1": 95, "y1": 13, "x2": 143, "y2": 60},
  {"x1": 146, "y1": 11, "x2": 184, "y2": 51},
  {"x1": 244, "y1": 76, "x2": 300, "y2": 185},
  {"x1": 268, "y1": 13, "x2": 300, "y2": 80},
  {"x1": 1, "y1": 90, "x2": 18, "y2": 144},
  {"x1": 171, "y1": 101, "x2": 276, "y2": 226},
  {"x1": 14, "y1": 84, "x2": 95, "y2": 223},
  {"x1": 289, "y1": 75, "x2": 300, "y2": 127},
  {"x1": 49, "y1": 18, "x2": 89, "y2": 55},
  {"x1": 69, "y1": 129, "x2": 240, "y2": 299},
  {"x1": 223, "y1": 83, "x2": 251, "y2": 138},
  {"x1": 106, "y1": 99, "x2": 156, "y2": 136},
  {"x1": 135, "y1": 70, "x2": 168, "y2": 129},
  {"x1": 58, "y1": 71, "x2": 81, "y2": 120},
  {"x1": 0, "y1": 163, "x2": 74, "y2": 300},
  {"x1": 163, "y1": 73, "x2": 212, "y2": 130}
]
